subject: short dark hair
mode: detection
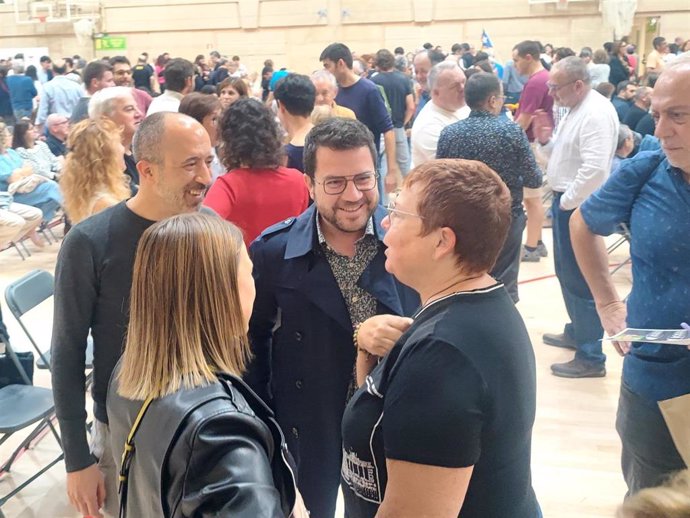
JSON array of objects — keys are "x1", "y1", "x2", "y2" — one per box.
[
  {"x1": 109, "y1": 55, "x2": 130, "y2": 67},
  {"x1": 405, "y1": 159, "x2": 512, "y2": 274},
  {"x1": 460, "y1": 43, "x2": 470, "y2": 52},
  {"x1": 473, "y1": 51, "x2": 490, "y2": 64},
  {"x1": 210, "y1": 50, "x2": 220, "y2": 59},
  {"x1": 616, "y1": 79, "x2": 631, "y2": 94},
  {"x1": 64, "y1": 57, "x2": 74, "y2": 68},
  {"x1": 644, "y1": 72, "x2": 659, "y2": 88},
  {"x1": 428, "y1": 49, "x2": 446, "y2": 66},
  {"x1": 595, "y1": 82, "x2": 615, "y2": 99},
  {"x1": 514, "y1": 40, "x2": 541, "y2": 60},
  {"x1": 422, "y1": 42, "x2": 433, "y2": 50},
  {"x1": 319, "y1": 43, "x2": 353, "y2": 69},
  {"x1": 40, "y1": 55, "x2": 51, "y2": 64},
  {"x1": 554, "y1": 47, "x2": 576, "y2": 61},
  {"x1": 217, "y1": 77, "x2": 248, "y2": 98},
  {"x1": 273, "y1": 73, "x2": 315, "y2": 118},
  {"x1": 653, "y1": 37, "x2": 666, "y2": 50},
  {"x1": 375, "y1": 49, "x2": 396, "y2": 71},
  {"x1": 465, "y1": 72, "x2": 501, "y2": 110},
  {"x1": 164, "y1": 58, "x2": 194, "y2": 92},
  {"x1": 219, "y1": 98, "x2": 283, "y2": 170},
  {"x1": 394, "y1": 47, "x2": 404, "y2": 55},
  {"x1": 303, "y1": 118, "x2": 377, "y2": 179},
  {"x1": 179, "y1": 92, "x2": 221, "y2": 125},
  {"x1": 199, "y1": 84, "x2": 217, "y2": 95},
  {"x1": 83, "y1": 60, "x2": 112, "y2": 89},
  {"x1": 52, "y1": 60, "x2": 67, "y2": 75},
  {"x1": 451, "y1": 43, "x2": 462, "y2": 53}
]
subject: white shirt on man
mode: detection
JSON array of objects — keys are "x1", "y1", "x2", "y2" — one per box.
[
  {"x1": 146, "y1": 90, "x2": 184, "y2": 116},
  {"x1": 539, "y1": 89, "x2": 619, "y2": 211},
  {"x1": 411, "y1": 101, "x2": 470, "y2": 167}
]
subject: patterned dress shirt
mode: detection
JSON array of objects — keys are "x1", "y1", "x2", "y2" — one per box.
[{"x1": 436, "y1": 110, "x2": 542, "y2": 217}]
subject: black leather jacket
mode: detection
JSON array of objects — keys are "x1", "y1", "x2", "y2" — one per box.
[{"x1": 107, "y1": 366, "x2": 297, "y2": 517}]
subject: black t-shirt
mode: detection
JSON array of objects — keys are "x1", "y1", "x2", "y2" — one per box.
[
  {"x1": 371, "y1": 70, "x2": 412, "y2": 128},
  {"x1": 341, "y1": 284, "x2": 539, "y2": 518},
  {"x1": 132, "y1": 64, "x2": 152, "y2": 90}
]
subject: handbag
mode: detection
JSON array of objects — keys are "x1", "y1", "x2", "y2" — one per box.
[
  {"x1": 0, "y1": 351, "x2": 35, "y2": 388},
  {"x1": 8, "y1": 174, "x2": 48, "y2": 195}
]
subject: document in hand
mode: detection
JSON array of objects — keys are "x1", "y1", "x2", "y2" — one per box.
[{"x1": 605, "y1": 328, "x2": 690, "y2": 346}]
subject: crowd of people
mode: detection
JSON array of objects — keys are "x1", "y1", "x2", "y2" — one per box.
[{"x1": 0, "y1": 31, "x2": 689, "y2": 518}]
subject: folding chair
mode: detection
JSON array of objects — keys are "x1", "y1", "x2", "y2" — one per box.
[
  {"x1": 0, "y1": 311, "x2": 63, "y2": 515},
  {"x1": 4, "y1": 269, "x2": 94, "y2": 372},
  {"x1": 608, "y1": 222, "x2": 631, "y2": 276}
]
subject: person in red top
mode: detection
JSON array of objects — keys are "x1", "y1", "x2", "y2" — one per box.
[
  {"x1": 512, "y1": 40, "x2": 554, "y2": 263},
  {"x1": 204, "y1": 97, "x2": 309, "y2": 246}
]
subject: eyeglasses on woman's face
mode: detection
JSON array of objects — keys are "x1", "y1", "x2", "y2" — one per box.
[
  {"x1": 385, "y1": 196, "x2": 424, "y2": 225},
  {"x1": 314, "y1": 171, "x2": 379, "y2": 195}
]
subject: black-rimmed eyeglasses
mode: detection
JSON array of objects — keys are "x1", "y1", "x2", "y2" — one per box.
[{"x1": 314, "y1": 172, "x2": 379, "y2": 195}]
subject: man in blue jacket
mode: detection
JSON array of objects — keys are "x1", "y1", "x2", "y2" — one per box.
[{"x1": 247, "y1": 118, "x2": 418, "y2": 518}]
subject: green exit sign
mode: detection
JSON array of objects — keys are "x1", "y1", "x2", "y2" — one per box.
[{"x1": 95, "y1": 36, "x2": 127, "y2": 51}]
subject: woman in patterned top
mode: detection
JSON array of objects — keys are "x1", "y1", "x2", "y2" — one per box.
[{"x1": 12, "y1": 118, "x2": 62, "y2": 180}]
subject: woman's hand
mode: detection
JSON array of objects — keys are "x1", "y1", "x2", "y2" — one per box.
[
  {"x1": 8, "y1": 164, "x2": 33, "y2": 184},
  {"x1": 290, "y1": 490, "x2": 310, "y2": 518},
  {"x1": 357, "y1": 315, "x2": 413, "y2": 357}
]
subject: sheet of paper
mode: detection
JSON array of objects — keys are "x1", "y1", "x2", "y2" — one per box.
[{"x1": 605, "y1": 328, "x2": 690, "y2": 346}]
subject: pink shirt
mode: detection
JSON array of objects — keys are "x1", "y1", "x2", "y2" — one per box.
[
  {"x1": 515, "y1": 69, "x2": 554, "y2": 142},
  {"x1": 203, "y1": 166, "x2": 310, "y2": 246}
]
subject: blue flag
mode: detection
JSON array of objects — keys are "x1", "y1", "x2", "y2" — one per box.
[{"x1": 481, "y1": 29, "x2": 493, "y2": 49}]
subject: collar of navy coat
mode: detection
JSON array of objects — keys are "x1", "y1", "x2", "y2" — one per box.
[{"x1": 259, "y1": 204, "x2": 409, "y2": 332}]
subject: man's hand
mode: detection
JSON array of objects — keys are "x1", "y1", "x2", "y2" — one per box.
[
  {"x1": 532, "y1": 109, "x2": 553, "y2": 145},
  {"x1": 291, "y1": 490, "x2": 310, "y2": 518},
  {"x1": 597, "y1": 300, "x2": 628, "y2": 355},
  {"x1": 384, "y1": 164, "x2": 402, "y2": 194},
  {"x1": 357, "y1": 315, "x2": 414, "y2": 357},
  {"x1": 66, "y1": 464, "x2": 106, "y2": 518}
]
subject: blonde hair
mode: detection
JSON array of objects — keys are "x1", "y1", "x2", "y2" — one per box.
[
  {"x1": 617, "y1": 470, "x2": 690, "y2": 518},
  {"x1": 118, "y1": 213, "x2": 252, "y2": 400},
  {"x1": 61, "y1": 118, "x2": 130, "y2": 224}
]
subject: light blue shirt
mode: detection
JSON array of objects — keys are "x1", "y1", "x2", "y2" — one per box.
[
  {"x1": 36, "y1": 75, "x2": 84, "y2": 125},
  {"x1": 502, "y1": 60, "x2": 528, "y2": 94}
]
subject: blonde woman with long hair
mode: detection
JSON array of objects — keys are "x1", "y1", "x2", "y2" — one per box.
[
  {"x1": 60, "y1": 118, "x2": 130, "y2": 224},
  {"x1": 107, "y1": 213, "x2": 307, "y2": 518}
]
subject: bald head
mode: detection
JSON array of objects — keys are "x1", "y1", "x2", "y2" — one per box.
[
  {"x1": 414, "y1": 51, "x2": 432, "y2": 90},
  {"x1": 46, "y1": 113, "x2": 70, "y2": 140},
  {"x1": 652, "y1": 55, "x2": 690, "y2": 173},
  {"x1": 133, "y1": 112, "x2": 208, "y2": 165}
]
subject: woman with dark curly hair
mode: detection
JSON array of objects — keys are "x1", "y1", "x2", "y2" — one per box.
[{"x1": 203, "y1": 97, "x2": 309, "y2": 245}]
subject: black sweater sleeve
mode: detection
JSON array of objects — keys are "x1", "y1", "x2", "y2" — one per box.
[{"x1": 51, "y1": 226, "x2": 99, "y2": 471}]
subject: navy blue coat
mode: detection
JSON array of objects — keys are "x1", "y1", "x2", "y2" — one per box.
[{"x1": 246, "y1": 204, "x2": 418, "y2": 518}]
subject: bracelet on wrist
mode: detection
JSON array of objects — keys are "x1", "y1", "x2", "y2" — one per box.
[{"x1": 353, "y1": 322, "x2": 371, "y2": 358}]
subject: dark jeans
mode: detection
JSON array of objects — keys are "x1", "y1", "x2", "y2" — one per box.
[
  {"x1": 492, "y1": 211, "x2": 526, "y2": 303},
  {"x1": 551, "y1": 193, "x2": 605, "y2": 365},
  {"x1": 616, "y1": 383, "x2": 687, "y2": 496}
]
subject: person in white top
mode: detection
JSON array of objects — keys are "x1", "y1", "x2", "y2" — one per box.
[
  {"x1": 410, "y1": 61, "x2": 470, "y2": 167},
  {"x1": 533, "y1": 56, "x2": 619, "y2": 379},
  {"x1": 146, "y1": 58, "x2": 194, "y2": 116}
]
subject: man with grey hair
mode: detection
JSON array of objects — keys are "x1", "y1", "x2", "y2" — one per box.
[
  {"x1": 310, "y1": 69, "x2": 356, "y2": 119},
  {"x1": 6, "y1": 60, "x2": 37, "y2": 120},
  {"x1": 532, "y1": 55, "x2": 619, "y2": 378},
  {"x1": 89, "y1": 86, "x2": 143, "y2": 189},
  {"x1": 52, "y1": 112, "x2": 214, "y2": 518},
  {"x1": 410, "y1": 61, "x2": 469, "y2": 167},
  {"x1": 45, "y1": 113, "x2": 70, "y2": 157},
  {"x1": 570, "y1": 53, "x2": 690, "y2": 496}
]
